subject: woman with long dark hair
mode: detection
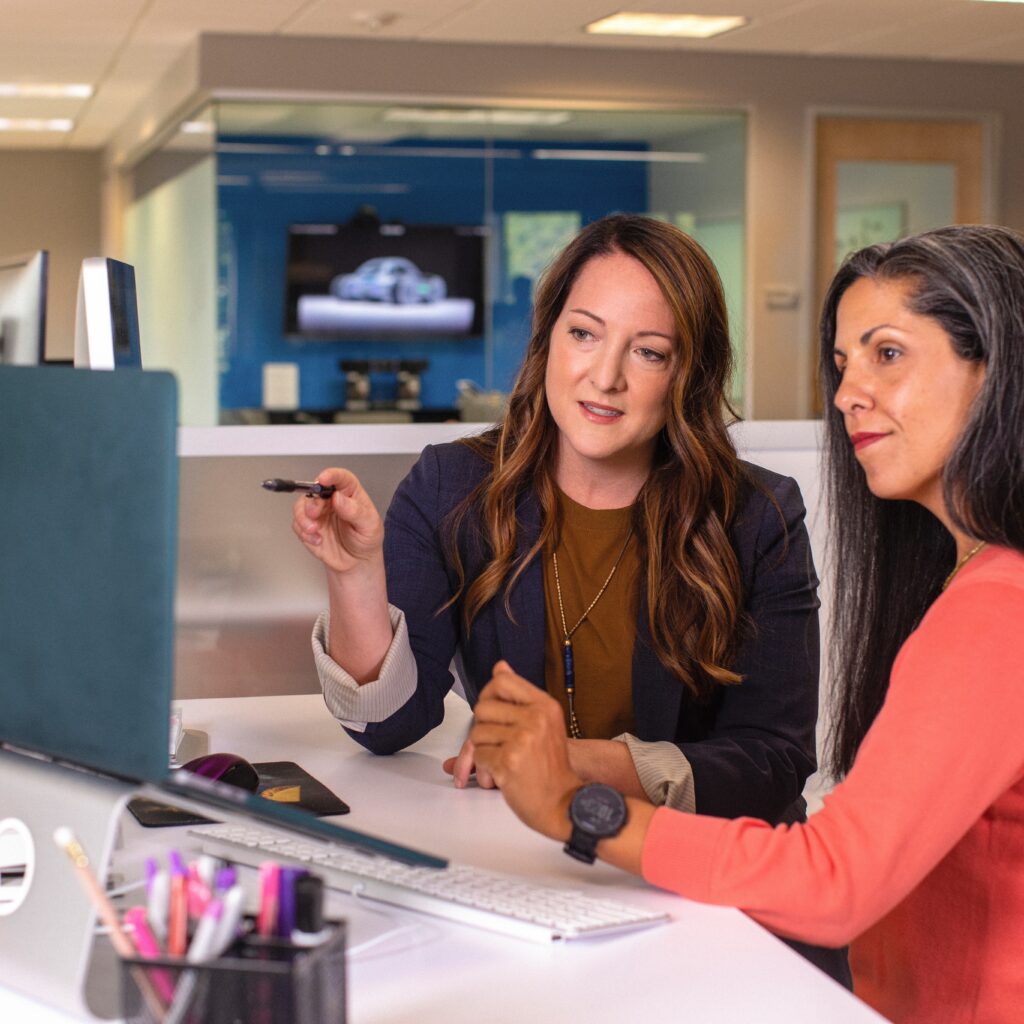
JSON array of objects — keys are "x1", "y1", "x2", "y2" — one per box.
[
  {"x1": 471, "y1": 224, "x2": 1024, "y2": 1023},
  {"x1": 293, "y1": 215, "x2": 843, "y2": 978}
]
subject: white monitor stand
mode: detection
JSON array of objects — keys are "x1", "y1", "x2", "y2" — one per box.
[{"x1": 0, "y1": 749, "x2": 135, "y2": 1020}]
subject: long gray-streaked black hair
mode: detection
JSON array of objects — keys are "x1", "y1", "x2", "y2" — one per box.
[{"x1": 819, "y1": 224, "x2": 1024, "y2": 778}]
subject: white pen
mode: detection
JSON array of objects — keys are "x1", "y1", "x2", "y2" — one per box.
[
  {"x1": 186, "y1": 898, "x2": 224, "y2": 963},
  {"x1": 210, "y1": 884, "x2": 245, "y2": 958},
  {"x1": 163, "y1": 899, "x2": 227, "y2": 1024},
  {"x1": 147, "y1": 867, "x2": 169, "y2": 942},
  {"x1": 196, "y1": 854, "x2": 223, "y2": 890}
]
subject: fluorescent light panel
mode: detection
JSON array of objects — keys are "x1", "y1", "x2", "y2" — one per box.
[
  {"x1": 0, "y1": 82, "x2": 92, "y2": 98},
  {"x1": 384, "y1": 107, "x2": 572, "y2": 126},
  {"x1": 0, "y1": 117, "x2": 74, "y2": 132},
  {"x1": 532, "y1": 148, "x2": 705, "y2": 163},
  {"x1": 586, "y1": 12, "x2": 748, "y2": 38}
]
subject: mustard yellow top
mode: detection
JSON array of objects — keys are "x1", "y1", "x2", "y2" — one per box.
[{"x1": 542, "y1": 489, "x2": 639, "y2": 739}]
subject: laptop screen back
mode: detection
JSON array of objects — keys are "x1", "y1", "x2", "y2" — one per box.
[{"x1": 0, "y1": 366, "x2": 177, "y2": 782}]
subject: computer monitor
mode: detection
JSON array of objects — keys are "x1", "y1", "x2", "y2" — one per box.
[
  {"x1": 0, "y1": 250, "x2": 48, "y2": 366},
  {"x1": 73, "y1": 257, "x2": 143, "y2": 369},
  {"x1": 0, "y1": 365, "x2": 446, "y2": 869}
]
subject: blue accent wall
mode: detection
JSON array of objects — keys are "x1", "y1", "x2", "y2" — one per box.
[{"x1": 217, "y1": 137, "x2": 647, "y2": 412}]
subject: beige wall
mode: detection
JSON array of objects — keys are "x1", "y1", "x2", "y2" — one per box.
[{"x1": 0, "y1": 150, "x2": 102, "y2": 361}]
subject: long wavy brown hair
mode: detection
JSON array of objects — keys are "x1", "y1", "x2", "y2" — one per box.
[{"x1": 447, "y1": 214, "x2": 746, "y2": 698}]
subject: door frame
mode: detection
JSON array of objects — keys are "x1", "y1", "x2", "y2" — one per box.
[{"x1": 812, "y1": 114, "x2": 991, "y2": 410}]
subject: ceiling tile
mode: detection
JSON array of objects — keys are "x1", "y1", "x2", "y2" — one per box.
[
  {"x1": 5, "y1": 0, "x2": 1024, "y2": 150},
  {"x1": 825, "y1": 5, "x2": 1024, "y2": 59},
  {"x1": 282, "y1": 0, "x2": 477, "y2": 38}
]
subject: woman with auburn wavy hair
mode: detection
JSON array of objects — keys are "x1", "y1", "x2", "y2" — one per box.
[
  {"x1": 293, "y1": 214, "x2": 846, "y2": 980},
  {"x1": 471, "y1": 224, "x2": 1024, "y2": 1023}
]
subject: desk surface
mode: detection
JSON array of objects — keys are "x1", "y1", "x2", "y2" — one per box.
[{"x1": 1, "y1": 693, "x2": 885, "y2": 1023}]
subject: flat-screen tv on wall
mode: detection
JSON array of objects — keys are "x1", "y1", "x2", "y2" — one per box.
[{"x1": 284, "y1": 222, "x2": 487, "y2": 339}]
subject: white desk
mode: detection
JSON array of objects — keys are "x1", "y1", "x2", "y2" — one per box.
[{"x1": 0, "y1": 693, "x2": 885, "y2": 1023}]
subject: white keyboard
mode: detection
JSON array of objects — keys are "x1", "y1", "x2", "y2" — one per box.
[{"x1": 187, "y1": 822, "x2": 670, "y2": 944}]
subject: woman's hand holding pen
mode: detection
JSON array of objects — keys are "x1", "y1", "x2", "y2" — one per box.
[
  {"x1": 292, "y1": 467, "x2": 393, "y2": 683},
  {"x1": 292, "y1": 468, "x2": 385, "y2": 577}
]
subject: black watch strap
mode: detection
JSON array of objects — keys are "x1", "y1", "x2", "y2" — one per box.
[
  {"x1": 564, "y1": 826, "x2": 601, "y2": 864},
  {"x1": 563, "y1": 783, "x2": 627, "y2": 865}
]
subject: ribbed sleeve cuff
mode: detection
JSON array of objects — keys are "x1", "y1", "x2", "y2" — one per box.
[
  {"x1": 616, "y1": 734, "x2": 697, "y2": 814},
  {"x1": 311, "y1": 607, "x2": 417, "y2": 729}
]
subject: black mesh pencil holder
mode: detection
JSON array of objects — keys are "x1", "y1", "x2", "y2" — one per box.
[{"x1": 120, "y1": 920, "x2": 346, "y2": 1024}]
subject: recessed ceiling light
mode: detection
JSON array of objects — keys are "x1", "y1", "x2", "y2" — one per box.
[
  {"x1": 179, "y1": 120, "x2": 214, "y2": 134},
  {"x1": 384, "y1": 107, "x2": 572, "y2": 127},
  {"x1": 0, "y1": 83, "x2": 92, "y2": 99},
  {"x1": 585, "y1": 12, "x2": 748, "y2": 38},
  {"x1": 0, "y1": 117, "x2": 74, "y2": 132},
  {"x1": 350, "y1": 10, "x2": 398, "y2": 30}
]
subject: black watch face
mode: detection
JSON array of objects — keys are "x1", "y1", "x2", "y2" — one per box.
[{"x1": 572, "y1": 785, "x2": 626, "y2": 836}]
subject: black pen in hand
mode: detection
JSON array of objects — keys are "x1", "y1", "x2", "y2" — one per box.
[{"x1": 262, "y1": 478, "x2": 337, "y2": 499}]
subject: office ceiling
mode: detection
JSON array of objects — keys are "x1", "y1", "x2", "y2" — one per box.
[{"x1": 4, "y1": 0, "x2": 1024, "y2": 150}]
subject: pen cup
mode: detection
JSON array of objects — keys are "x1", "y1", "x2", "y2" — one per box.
[{"x1": 119, "y1": 919, "x2": 346, "y2": 1024}]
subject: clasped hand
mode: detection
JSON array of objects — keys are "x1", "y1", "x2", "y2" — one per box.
[{"x1": 466, "y1": 661, "x2": 582, "y2": 843}]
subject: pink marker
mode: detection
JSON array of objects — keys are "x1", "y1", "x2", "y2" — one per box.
[
  {"x1": 257, "y1": 862, "x2": 281, "y2": 938},
  {"x1": 187, "y1": 863, "x2": 212, "y2": 920},
  {"x1": 124, "y1": 906, "x2": 175, "y2": 1003}
]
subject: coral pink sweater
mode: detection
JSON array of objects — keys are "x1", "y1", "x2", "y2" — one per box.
[{"x1": 642, "y1": 546, "x2": 1024, "y2": 1023}]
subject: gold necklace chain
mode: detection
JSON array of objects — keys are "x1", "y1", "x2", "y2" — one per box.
[
  {"x1": 942, "y1": 540, "x2": 987, "y2": 591},
  {"x1": 552, "y1": 530, "x2": 633, "y2": 739}
]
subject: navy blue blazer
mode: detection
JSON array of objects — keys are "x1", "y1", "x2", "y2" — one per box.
[{"x1": 353, "y1": 441, "x2": 821, "y2": 825}]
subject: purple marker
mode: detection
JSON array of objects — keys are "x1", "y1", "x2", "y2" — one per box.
[
  {"x1": 276, "y1": 867, "x2": 306, "y2": 937},
  {"x1": 215, "y1": 866, "x2": 237, "y2": 894}
]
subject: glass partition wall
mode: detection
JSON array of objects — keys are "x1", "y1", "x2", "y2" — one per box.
[{"x1": 126, "y1": 100, "x2": 747, "y2": 426}]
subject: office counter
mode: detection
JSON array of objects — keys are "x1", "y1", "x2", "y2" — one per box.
[{"x1": 0, "y1": 691, "x2": 884, "y2": 1023}]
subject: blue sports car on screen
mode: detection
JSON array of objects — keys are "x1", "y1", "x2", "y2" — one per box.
[{"x1": 330, "y1": 257, "x2": 448, "y2": 305}]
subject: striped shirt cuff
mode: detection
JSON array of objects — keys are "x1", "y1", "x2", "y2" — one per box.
[
  {"x1": 311, "y1": 607, "x2": 418, "y2": 730},
  {"x1": 616, "y1": 733, "x2": 697, "y2": 814}
]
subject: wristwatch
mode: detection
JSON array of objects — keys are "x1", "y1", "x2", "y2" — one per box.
[{"x1": 563, "y1": 783, "x2": 628, "y2": 864}]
